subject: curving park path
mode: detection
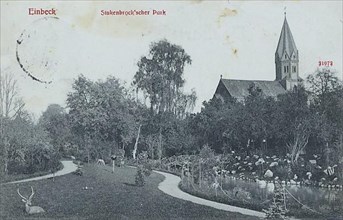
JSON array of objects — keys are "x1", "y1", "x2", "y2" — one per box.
[
  {"x1": 3, "y1": 162, "x2": 265, "y2": 218},
  {"x1": 2, "y1": 160, "x2": 78, "y2": 185},
  {"x1": 154, "y1": 170, "x2": 266, "y2": 219}
]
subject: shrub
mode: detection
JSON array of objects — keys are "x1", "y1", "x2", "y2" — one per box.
[
  {"x1": 274, "y1": 166, "x2": 289, "y2": 180},
  {"x1": 134, "y1": 151, "x2": 153, "y2": 186},
  {"x1": 7, "y1": 142, "x2": 60, "y2": 175},
  {"x1": 73, "y1": 168, "x2": 83, "y2": 176},
  {"x1": 135, "y1": 165, "x2": 145, "y2": 186}
]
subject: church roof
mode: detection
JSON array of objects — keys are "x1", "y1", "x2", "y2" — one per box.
[
  {"x1": 276, "y1": 17, "x2": 298, "y2": 59},
  {"x1": 220, "y1": 79, "x2": 286, "y2": 100}
]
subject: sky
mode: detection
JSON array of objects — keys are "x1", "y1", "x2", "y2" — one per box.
[{"x1": 1, "y1": 0, "x2": 342, "y2": 117}]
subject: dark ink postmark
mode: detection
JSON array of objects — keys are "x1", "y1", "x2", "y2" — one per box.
[{"x1": 16, "y1": 17, "x2": 60, "y2": 84}]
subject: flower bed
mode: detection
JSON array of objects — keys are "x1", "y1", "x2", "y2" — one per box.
[{"x1": 148, "y1": 148, "x2": 343, "y2": 219}]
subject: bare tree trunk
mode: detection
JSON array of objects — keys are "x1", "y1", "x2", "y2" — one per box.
[
  {"x1": 191, "y1": 163, "x2": 194, "y2": 184},
  {"x1": 3, "y1": 137, "x2": 9, "y2": 174},
  {"x1": 132, "y1": 124, "x2": 141, "y2": 160},
  {"x1": 287, "y1": 130, "x2": 309, "y2": 165},
  {"x1": 149, "y1": 142, "x2": 154, "y2": 160},
  {"x1": 158, "y1": 127, "x2": 163, "y2": 161},
  {"x1": 199, "y1": 160, "x2": 202, "y2": 187}
]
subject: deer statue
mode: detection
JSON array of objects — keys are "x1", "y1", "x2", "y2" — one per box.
[
  {"x1": 97, "y1": 159, "x2": 105, "y2": 166},
  {"x1": 17, "y1": 186, "x2": 45, "y2": 214}
]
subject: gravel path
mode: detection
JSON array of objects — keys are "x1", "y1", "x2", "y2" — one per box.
[
  {"x1": 2, "y1": 160, "x2": 78, "y2": 185},
  {"x1": 154, "y1": 170, "x2": 266, "y2": 219}
]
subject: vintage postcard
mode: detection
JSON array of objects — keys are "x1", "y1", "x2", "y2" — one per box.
[{"x1": 1, "y1": 1, "x2": 342, "y2": 219}]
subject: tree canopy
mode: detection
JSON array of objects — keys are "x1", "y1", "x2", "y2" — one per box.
[{"x1": 133, "y1": 39, "x2": 196, "y2": 118}]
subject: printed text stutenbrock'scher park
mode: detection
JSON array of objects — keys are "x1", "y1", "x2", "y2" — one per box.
[{"x1": 100, "y1": 9, "x2": 167, "y2": 16}]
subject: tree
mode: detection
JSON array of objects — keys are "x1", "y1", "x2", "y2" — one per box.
[
  {"x1": 133, "y1": 39, "x2": 195, "y2": 117},
  {"x1": 4, "y1": 112, "x2": 59, "y2": 174},
  {"x1": 307, "y1": 68, "x2": 341, "y2": 111},
  {"x1": 144, "y1": 133, "x2": 164, "y2": 159},
  {"x1": 306, "y1": 68, "x2": 343, "y2": 133},
  {"x1": 237, "y1": 84, "x2": 277, "y2": 155},
  {"x1": 162, "y1": 114, "x2": 197, "y2": 156},
  {"x1": 0, "y1": 72, "x2": 25, "y2": 118},
  {"x1": 133, "y1": 40, "x2": 197, "y2": 159},
  {"x1": 188, "y1": 96, "x2": 239, "y2": 154},
  {"x1": 67, "y1": 75, "x2": 140, "y2": 162},
  {"x1": 39, "y1": 104, "x2": 70, "y2": 155},
  {"x1": 192, "y1": 83, "x2": 277, "y2": 155},
  {"x1": 276, "y1": 87, "x2": 319, "y2": 165},
  {"x1": 0, "y1": 72, "x2": 25, "y2": 174},
  {"x1": 306, "y1": 68, "x2": 343, "y2": 170},
  {"x1": 0, "y1": 72, "x2": 60, "y2": 175},
  {"x1": 66, "y1": 75, "x2": 95, "y2": 161}
]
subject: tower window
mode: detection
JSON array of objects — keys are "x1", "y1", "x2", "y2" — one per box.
[
  {"x1": 286, "y1": 66, "x2": 289, "y2": 73},
  {"x1": 284, "y1": 66, "x2": 286, "y2": 73},
  {"x1": 293, "y1": 66, "x2": 296, "y2": 73}
]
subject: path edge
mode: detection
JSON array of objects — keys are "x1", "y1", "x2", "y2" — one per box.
[{"x1": 154, "y1": 170, "x2": 266, "y2": 219}]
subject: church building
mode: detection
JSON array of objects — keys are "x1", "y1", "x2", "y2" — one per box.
[{"x1": 214, "y1": 15, "x2": 302, "y2": 102}]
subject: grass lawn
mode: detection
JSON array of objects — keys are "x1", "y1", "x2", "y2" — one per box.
[{"x1": 0, "y1": 164, "x2": 259, "y2": 220}]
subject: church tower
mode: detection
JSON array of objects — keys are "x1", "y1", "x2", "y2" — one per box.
[{"x1": 275, "y1": 14, "x2": 300, "y2": 90}]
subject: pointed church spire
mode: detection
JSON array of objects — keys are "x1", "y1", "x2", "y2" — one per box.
[
  {"x1": 275, "y1": 14, "x2": 300, "y2": 90},
  {"x1": 275, "y1": 15, "x2": 298, "y2": 60},
  {"x1": 284, "y1": 6, "x2": 287, "y2": 18}
]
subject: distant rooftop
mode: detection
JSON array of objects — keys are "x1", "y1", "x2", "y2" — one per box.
[{"x1": 220, "y1": 79, "x2": 286, "y2": 100}]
